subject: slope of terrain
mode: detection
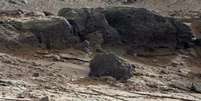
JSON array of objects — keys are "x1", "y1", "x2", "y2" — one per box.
[{"x1": 0, "y1": 48, "x2": 201, "y2": 101}]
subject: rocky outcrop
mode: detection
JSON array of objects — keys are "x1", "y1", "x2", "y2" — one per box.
[
  {"x1": 58, "y1": 7, "x2": 193, "y2": 53},
  {"x1": 0, "y1": 7, "x2": 194, "y2": 52},
  {"x1": 0, "y1": 16, "x2": 79, "y2": 49},
  {"x1": 58, "y1": 8, "x2": 120, "y2": 44},
  {"x1": 104, "y1": 7, "x2": 193, "y2": 52},
  {"x1": 89, "y1": 53, "x2": 135, "y2": 81}
]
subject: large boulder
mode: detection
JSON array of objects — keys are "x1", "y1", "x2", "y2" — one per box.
[
  {"x1": 103, "y1": 7, "x2": 193, "y2": 52},
  {"x1": 89, "y1": 53, "x2": 135, "y2": 81},
  {"x1": 58, "y1": 8, "x2": 120, "y2": 44},
  {"x1": 0, "y1": 16, "x2": 79, "y2": 49}
]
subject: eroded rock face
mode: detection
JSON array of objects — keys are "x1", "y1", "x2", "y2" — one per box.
[
  {"x1": 0, "y1": 16, "x2": 79, "y2": 49},
  {"x1": 104, "y1": 7, "x2": 193, "y2": 52},
  {"x1": 0, "y1": 7, "x2": 194, "y2": 52},
  {"x1": 89, "y1": 53, "x2": 135, "y2": 81},
  {"x1": 58, "y1": 8, "x2": 120, "y2": 44}
]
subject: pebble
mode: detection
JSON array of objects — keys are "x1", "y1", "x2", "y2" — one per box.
[{"x1": 40, "y1": 96, "x2": 49, "y2": 101}]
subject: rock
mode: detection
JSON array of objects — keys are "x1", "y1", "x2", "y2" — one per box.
[
  {"x1": 89, "y1": 53, "x2": 135, "y2": 81},
  {"x1": 191, "y1": 20, "x2": 201, "y2": 39},
  {"x1": 191, "y1": 83, "x2": 201, "y2": 93},
  {"x1": 7, "y1": 0, "x2": 28, "y2": 5},
  {"x1": 170, "y1": 80, "x2": 192, "y2": 91},
  {"x1": 122, "y1": 0, "x2": 137, "y2": 4},
  {"x1": 36, "y1": 50, "x2": 49, "y2": 55},
  {"x1": 24, "y1": 11, "x2": 46, "y2": 17},
  {"x1": 32, "y1": 73, "x2": 40, "y2": 77},
  {"x1": 3, "y1": 16, "x2": 79, "y2": 49},
  {"x1": 193, "y1": 39, "x2": 201, "y2": 46},
  {"x1": 43, "y1": 11, "x2": 54, "y2": 16},
  {"x1": 80, "y1": 40, "x2": 92, "y2": 54},
  {"x1": 0, "y1": 9, "x2": 46, "y2": 17},
  {"x1": 104, "y1": 7, "x2": 193, "y2": 53},
  {"x1": 0, "y1": 9, "x2": 24, "y2": 17},
  {"x1": 179, "y1": 68, "x2": 190, "y2": 75},
  {"x1": 43, "y1": 54, "x2": 62, "y2": 61},
  {"x1": 58, "y1": 8, "x2": 120, "y2": 44},
  {"x1": 40, "y1": 96, "x2": 49, "y2": 101},
  {"x1": 85, "y1": 31, "x2": 104, "y2": 51},
  {"x1": 52, "y1": 55, "x2": 61, "y2": 61}
]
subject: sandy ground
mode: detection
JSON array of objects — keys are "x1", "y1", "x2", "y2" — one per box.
[{"x1": 0, "y1": 48, "x2": 201, "y2": 101}]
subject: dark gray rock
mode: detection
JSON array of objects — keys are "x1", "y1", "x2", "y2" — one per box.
[
  {"x1": 104, "y1": 7, "x2": 193, "y2": 53},
  {"x1": 58, "y1": 8, "x2": 120, "y2": 44},
  {"x1": 89, "y1": 53, "x2": 135, "y2": 81}
]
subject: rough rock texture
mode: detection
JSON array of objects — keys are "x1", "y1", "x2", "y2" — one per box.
[
  {"x1": 0, "y1": 7, "x2": 194, "y2": 52},
  {"x1": 58, "y1": 8, "x2": 120, "y2": 44},
  {"x1": 89, "y1": 53, "x2": 135, "y2": 81},
  {"x1": 104, "y1": 7, "x2": 193, "y2": 52},
  {"x1": 0, "y1": 16, "x2": 79, "y2": 49},
  {"x1": 85, "y1": 31, "x2": 104, "y2": 51},
  {"x1": 192, "y1": 83, "x2": 201, "y2": 93},
  {"x1": 0, "y1": 20, "x2": 24, "y2": 49}
]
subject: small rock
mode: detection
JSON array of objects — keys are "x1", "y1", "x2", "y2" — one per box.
[
  {"x1": 24, "y1": 11, "x2": 45, "y2": 17},
  {"x1": 40, "y1": 96, "x2": 49, "y2": 101},
  {"x1": 0, "y1": 9, "x2": 24, "y2": 17},
  {"x1": 81, "y1": 40, "x2": 91, "y2": 54},
  {"x1": 36, "y1": 50, "x2": 49, "y2": 55},
  {"x1": 32, "y1": 73, "x2": 40, "y2": 77},
  {"x1": 179, "y1": 68, "x2": 190, "y2": 75},
  {"x1": 160, "y1": 70, "x2": 168, "y2": 74},
  {"x1": 171, "y1": 62, "x2": 179, "y2": 67},
  {"x1": 17, "y1": 93, "x2": 25, "y2": 98},
  {"x1": 44, "y1": 54, "x2": 61, "y2": 61},
  {"x1": 52, "y1": 55, "x2": 61, "y2": 61},
  {"x1": 32, "y1": 62, "x2": 41, "y2": 66},
  {"x1": 8, "y1": 0, "x2": 28, "y2": 5},
  {"x1": 191, "y1": 83, "x2": 201, "y2": 93},
  {"x1": 43, "y1": 11, "x2": 54, "y2": 16}
]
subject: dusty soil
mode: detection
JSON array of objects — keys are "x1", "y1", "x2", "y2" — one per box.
[{"x1": 0, "y1": 48, "x2": 201, "y2": 101}]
